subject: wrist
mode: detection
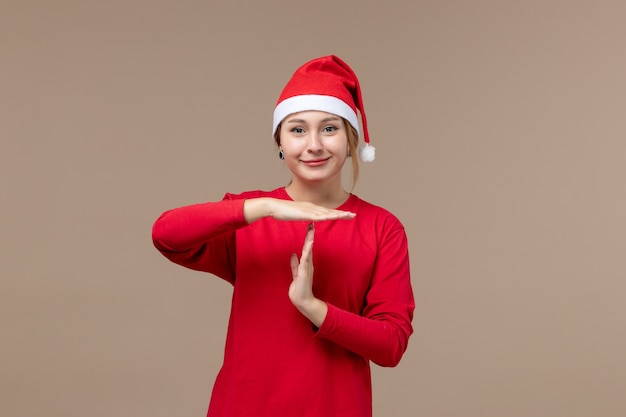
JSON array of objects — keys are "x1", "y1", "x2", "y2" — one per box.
[
  {"x1": 243, "y1": 198, "x2": 271, "y2": 223},
  {"x1": 295, "y1": 297, "x2": 328, "y2": 328}
]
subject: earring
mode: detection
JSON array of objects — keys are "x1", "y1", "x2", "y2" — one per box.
[{"x1": 278, "y1": 150, "x2": 284, "y2": 160}]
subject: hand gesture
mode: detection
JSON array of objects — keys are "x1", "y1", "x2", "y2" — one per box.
[
  {"x1": 288, "y1": 223, "x2": 328, "y2": 327},
  {"x1": 244, "y1": 198, "x2": 356, "y2": 223}
]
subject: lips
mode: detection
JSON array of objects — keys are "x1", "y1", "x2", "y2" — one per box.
[{"x1": 301, "y1": 157, "x2": 330, "y2": 167}]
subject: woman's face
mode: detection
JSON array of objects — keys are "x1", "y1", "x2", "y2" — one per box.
[{"x1": 278, "y1": 111, "x2": 350, "y2": 186}]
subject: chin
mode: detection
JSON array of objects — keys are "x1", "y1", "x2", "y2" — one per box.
[{"x1": 300, "y1": 172, "x2": 342, "y2": 184}]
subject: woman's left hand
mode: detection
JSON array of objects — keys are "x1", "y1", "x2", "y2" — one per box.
[{"x1": 289, "y1": 223, "x2": 328, "y2": 327}]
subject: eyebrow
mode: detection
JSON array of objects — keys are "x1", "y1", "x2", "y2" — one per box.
[{"x1": 286, "y1": 116, "x2": 342, "y2": 124}]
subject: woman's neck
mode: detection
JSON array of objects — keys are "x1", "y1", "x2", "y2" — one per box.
[{"x1": 285, "y1": 180, "x2": 350, "y2": 209}]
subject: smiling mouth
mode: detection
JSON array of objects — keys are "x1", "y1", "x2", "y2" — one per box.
[{"x1": 301, "y1": 158, "x2": 330, "y2": 166}]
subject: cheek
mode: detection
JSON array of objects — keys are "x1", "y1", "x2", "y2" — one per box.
[
  {"x1": 334, "y1": 135, "x2": 350, "y2": 154},
  {"x1": 280, "y1": 140, "x2": 302, "y2": 154}
]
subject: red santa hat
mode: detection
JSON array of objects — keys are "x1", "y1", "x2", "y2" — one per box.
[{"x1": 272, "y1": 55, "x2": 376, "y2": 162}]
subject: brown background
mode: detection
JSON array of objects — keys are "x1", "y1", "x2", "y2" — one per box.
[{"x1": 1, "y1": 1, "x2": 625, "y2": 416}]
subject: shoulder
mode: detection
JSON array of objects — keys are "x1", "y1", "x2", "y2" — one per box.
[
  {"x1": 351, "y1": 195, "x2": 406, "y2": 233},
  {"x1": 222, "y1": 187, "x2": 287, "y2": 201}
]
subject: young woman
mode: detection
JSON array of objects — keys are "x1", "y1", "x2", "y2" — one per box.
[{"x1": 152, "y1": 55, "x2": 415, "y2": 417}]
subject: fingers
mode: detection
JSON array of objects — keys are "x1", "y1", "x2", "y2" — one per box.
[
  {"x1": 290, "y1": 223, "x2": 315, "y2": 286},
  {"x1": 300, "y1": 223, "x2": 315, "y2": 272},
  {"x1": 292, "y1": 223, "x2": 314, "y2": 278},
  {"x1": 288, "y1": 224, "x2": 316, "y2": 309},
  {"x1": 270, "y1": 199, "x2": 356, "y2": 222},
  {"x1": 301, "y1": 223, "x2": 314, "y2": 262},
  {"x1": 311, "y1": 209, "x2": 356, "y2": 222},
  {"x1": 290, "y1": 205, "x2": 355, "y2": 222},
  {"x1": 290, "y1": 253, "x2": 299, "y2": 277}
]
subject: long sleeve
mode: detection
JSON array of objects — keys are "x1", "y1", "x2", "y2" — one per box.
[
  {"x1": 151, "y1": 196, "x2": 248, "y2": 283},
  {"x1": 152, "y1": 188, "x2": 414, "y2": 417},
  {"x1": 315, "y1": 226, "x2": 415, "y2": 367}
]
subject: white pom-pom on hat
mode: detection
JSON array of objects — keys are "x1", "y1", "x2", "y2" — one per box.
[
  {"x1": 359, "y1": 143, "x2": 376, "y2": 163},
  {"x1": 273, "y1": 55, "x2": 376, "y2": 161}
]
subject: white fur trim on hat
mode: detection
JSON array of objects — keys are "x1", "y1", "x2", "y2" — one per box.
[{"x1": 273, "y1": 95, "x2": 359, "y2": 136}]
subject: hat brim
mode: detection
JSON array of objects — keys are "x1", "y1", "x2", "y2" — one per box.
[{"x1": 272, "y1": 95, "x2": 359, "y2": 136}]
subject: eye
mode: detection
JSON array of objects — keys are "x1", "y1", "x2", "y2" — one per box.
[
  {"x1": 290, "y1": 127, "x2": 305, "y2": 134},
  {"x1": 322, "y1": 125, "x2": 338, "y2": 133}
]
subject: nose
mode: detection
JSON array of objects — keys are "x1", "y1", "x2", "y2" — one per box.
[{"x1": 307, "y1": 132, "x2": 323, "y2": 153}]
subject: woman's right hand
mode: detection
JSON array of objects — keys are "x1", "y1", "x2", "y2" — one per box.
[{"x1": 243, "y1": 197, "x2": 356, "y2": 223}]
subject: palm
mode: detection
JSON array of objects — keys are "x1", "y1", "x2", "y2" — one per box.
[
  {"x1": 289, "y1": 223, "x2": 315, "y2": 305},
  {"x1": 272, "y1": 200, "x2": 355, "y2": 222}
]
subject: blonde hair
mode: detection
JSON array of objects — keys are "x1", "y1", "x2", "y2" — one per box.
[{"x1": 274, "y1": 117, "x2": 360, "y2": 190}]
